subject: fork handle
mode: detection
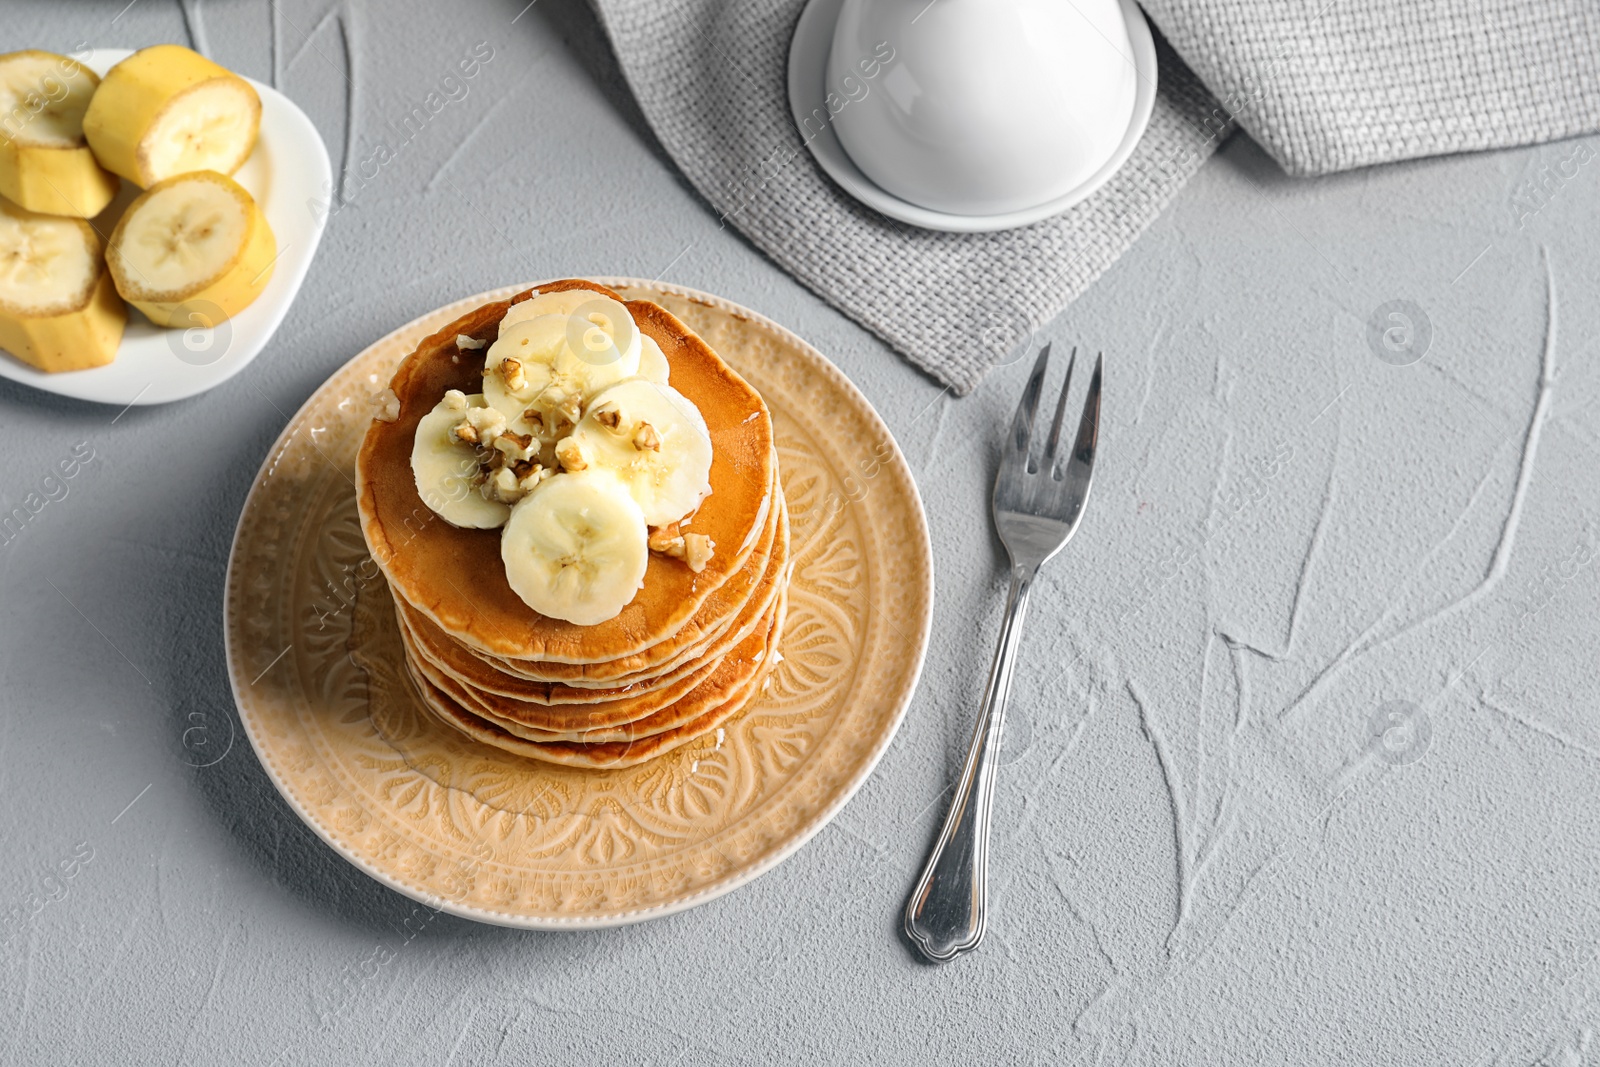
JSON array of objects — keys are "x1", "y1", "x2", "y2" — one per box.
[{"x1": 904, "y1": 562, "x2": 1037, "y2": 963}]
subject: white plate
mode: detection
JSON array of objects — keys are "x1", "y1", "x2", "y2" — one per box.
[
  {"x1": 0, "y1": 48, "x2": 332, "y2": 407},
  {"x1": 787, "y1": 0, "x2": 1158, "y2": 233}
]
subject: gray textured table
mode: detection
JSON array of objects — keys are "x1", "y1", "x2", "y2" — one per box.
[{"x1": 4, "y1": 2, "x2": 1600, "y2": 1064}]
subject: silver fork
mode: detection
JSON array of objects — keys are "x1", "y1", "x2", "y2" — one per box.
[{"x1": 904, "y1": 343, "x2": 1102, "y2": 963}]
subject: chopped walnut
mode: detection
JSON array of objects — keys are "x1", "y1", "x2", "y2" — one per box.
[
  {"x1": 520, "y1": 408, "x2": 546, "y2": 435},
  {"x1": 594, "y1": 405, "x2": 623, "y2": 432},
  {"x1": 492, "y1": 431, "x2": 538, "y2": 464},
  {"x1": 554, "y1": 436, "x2": 588, "y2": 472},
  {"x1": 647, "y1": 522, "x2": 681, "y2": 553},
  {"x1": 455, "y1": 334, "x2": 486, "y2": 350},
  {"x1": 482, "y1": 466, "x2": 523, "y2": 503},
  {"x1": 462, "y1": 404, "x2": 507, "y2": 440},
  {"x1": 681, "y1": 533, "x2": 714, "y2": 572},
  {"x1": 553, "y1": 391, "x2": 582, "y2": 428},
  {"x1": 372, "y1": 388, "x2": 401, "y2": 423},
  {"x1": 518, "y1": 465, "x2": 553, "y2": 492},
  {"x1": 648, "y1": 522, "x2": 714, "y2": 573},
  {"x1": 499, "y1": 357, "x2": 527, "y2": 392},
  {"x1": 441, "y1": 389, "x2": 468, "y2": 413},
  {"x1": 632, "y1": 421, "x2": 662, "y2": 453},
  {"x1": 451, "y1": 420, "x2": 479, "y2": 445}
]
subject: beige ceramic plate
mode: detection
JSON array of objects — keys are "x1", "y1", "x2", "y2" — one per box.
[{"x1": 224, "y1": 279, "x2": 934, "y2": 927}]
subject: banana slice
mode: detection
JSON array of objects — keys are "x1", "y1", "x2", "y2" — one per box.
[
  {"x1": 82, "y1": 45, "x2": 260, "y2": 187},
  {"x1": 499, "y1": 289, "x2": 639, "y2": 354},
  {"x1": 0, "y1": 52, "x2": 120, "y2": 217},
  {"x1": 500, "y1": 471, "x2": 649, "y2": 625},
  {"x1": 106, "y1": 170, "x2": 276, "y2": 327},
  {"x1": 498, "y1": 290, "x2": 640, "y2": 373},
  {"x1": 566, "y1": 378, "x2": 713, "y2": 526},
  {"x1": 411, "y1": 392, "x2": 511, "y2": 529},
  {"x1": 637, "y1": 335, "x2": 669, "y2": 384},
  {"x1": 0, "y1": 196, "x2": 125, "y2": 372},
  {"x1": 483, "y1": 306, "x2": 640, "y2": 441}
]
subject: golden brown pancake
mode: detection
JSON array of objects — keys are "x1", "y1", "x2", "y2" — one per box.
[
  {"x1": 407, "y1": 587, "x2": 783, "y2": 741},
  {"x1": 405, "y1": 590, "x2": 787, "y2": 768},
  {"x1": 356, "y1": 279, "x2": 776, "y2": 662},
  {"x1": 397, "y1": 603, "x2": 721, "y2": 717},
  {"x1": 395, "y1": 493, "x2": 790, "y2": 705},
  {"x1": 463, "y1": 490, "x2": 788, "y2": 688}
]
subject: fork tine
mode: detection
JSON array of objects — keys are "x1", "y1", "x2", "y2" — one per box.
[
  {"x1": 1060, "y1": 353, "x2": 1103, "y2": 480},
  {"x1": 1010, "y1": 343, "x2": 1052, "y2": 455},
  {"x1": 1043, "y1": 346, "x2": 1078, "y2": 470}
]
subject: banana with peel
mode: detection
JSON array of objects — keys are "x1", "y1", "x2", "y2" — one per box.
[
  {"x1": 106, "y1": 169, "x2": 276, "y2": 328},
  {"x1": 0, "y1": 51, "x2": 120, "y2": 218},
  {"x1": 0, "y1": 43, "x2": 275, "y2": 373},
  {"x1": 0, "y1": 196, "x2": 126, "y2": 372},
  {"x1": 83, "y1": 45, "x2": 260, "y2": 188}
]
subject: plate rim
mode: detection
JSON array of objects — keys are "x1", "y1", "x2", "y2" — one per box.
[
  {"x1": 0, "y1": 47, "x2": 332, "y2": 406},
  {"x1": 224, "y1": 277, "x2": 936, "y2": 928},
  {"x1": 786, "y1": 0, "x2": 1158, "y2": 233}
]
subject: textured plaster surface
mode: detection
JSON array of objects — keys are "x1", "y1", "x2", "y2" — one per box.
[{"x1": 2, "y1": 1, "x2": 1599, "y2": 1064}]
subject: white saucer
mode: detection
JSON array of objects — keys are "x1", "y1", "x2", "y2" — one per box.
[
  {"x1": 786, "y1": 0, "x2": 1158, "y2": 233},
  {"x1": 0, "y1": 49, "x2": 332, "y2": 407}
]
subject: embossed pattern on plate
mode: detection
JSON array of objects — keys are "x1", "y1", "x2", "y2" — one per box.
[{"x1": 224, "y1": 279, "x2": 934, "y2": 927}]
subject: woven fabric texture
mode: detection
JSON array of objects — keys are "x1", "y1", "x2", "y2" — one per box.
[{"x1": 1142, "y1": 0, "x2": 1600, "y2": 176}]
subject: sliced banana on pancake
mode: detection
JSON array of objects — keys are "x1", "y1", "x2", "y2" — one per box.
[
  {"x1": 411, "y1": 392, "x2": 511, "y2": 529},
  {"x1": 501, "y1": 288, "x2": 594, "y2": 334},
  {"x1": 637, "y1": 335, "x2": 669, "y2": 384},
  {"x1": 497, "y1": 290, "x2": 640, "y2": 367},
  {"x1": 567, "y1": 378, "x2": 712, "y2": 526},
  {"x1": 483, "y1": 302, "x2": 640, "y2": 440},
  {"x1": 501, "y1": 471, "x2": 648, "y2": 625}
]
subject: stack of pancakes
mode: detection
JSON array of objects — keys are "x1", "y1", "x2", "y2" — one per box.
[{"x1": 355, "y1": 280, "x2": 789, "y2": 769}]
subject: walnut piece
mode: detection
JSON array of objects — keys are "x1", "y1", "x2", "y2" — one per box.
[
  {"x1": 632, "y1": 421, "x2": 662, "y2": 453},
  {"x1": 371, "y1": 388, "x2": 401, "y2": 423},
  {"x1": 492, "y1": 431, "x2": 538, "y2": 464},
  {"x1": 552, "y1": 391, "x2": 582, "y2": 428},
  {"x1": 499, "y1": 357, "x2": 527, "y2": 392},
  {"x1": 554, "y1": 436, "x2": 588, "y2": 472},
  {"x1": 455, "y1": 334, "x2": 486, "y2": 350},
  {"x1": 647, "y1": 522, "x2": 714, "y2": 573},
  {"x1": 647, "y1": 522, "x2": 681, "y2": 553},
  {"x1": 463, "y1": 404, "x2": 507, "y2": 440},
  {"x1": 681, "y1": 533, "x2": 714, "y2": 572}
]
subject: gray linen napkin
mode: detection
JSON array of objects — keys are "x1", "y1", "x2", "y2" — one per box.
[
  {"x1": 590, "y1": 0, "x2": 1600, "y2": 393},
  {"x1": 1142, "y1": 0, "x2": 1600, "y2": 176},
  {"x1": 590, "y1": 0, "x2": 1225, "y2": 394}
]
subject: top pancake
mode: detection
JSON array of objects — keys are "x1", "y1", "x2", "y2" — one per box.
[{"x1": 355, "y1": 279, "x2": 775, "y2": 662}]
